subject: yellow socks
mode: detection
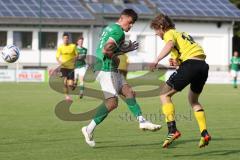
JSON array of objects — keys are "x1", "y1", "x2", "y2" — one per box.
[
  {"x1": 162, "y1": 103, "x2": 175, "y2": 122},
  {"x1": 194, "y1": 110, "x2": 207, "y2": 133}
]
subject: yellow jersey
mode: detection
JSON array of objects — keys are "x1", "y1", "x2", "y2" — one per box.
[
  {"x1": 118, "y1": 54, "x2": 128, "y2": 71},
  {"x1": 163, "y1": 29, "x2": 206, "y2": 62},
  {"x1": 56, "y1": 44, "x2": 77, "y2": 69}
]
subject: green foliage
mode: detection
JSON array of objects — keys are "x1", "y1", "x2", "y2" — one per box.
[
  {"x1": 230, "y1": 0, "x2": 240, "y2": 8},
  {"x1": 230, "y1": 0, "x2": 240, "y2": 36}
]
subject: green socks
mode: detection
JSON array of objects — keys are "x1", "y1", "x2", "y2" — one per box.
[
  {"x1": 125, "y1": 98, "x2": 142, "y2": 117},
  {"x1": 80, "y1": 85, "x2": 84, "y2": 94},
  {"x1": 93, "y1": 103, "x2": 109, "y2": 125}
]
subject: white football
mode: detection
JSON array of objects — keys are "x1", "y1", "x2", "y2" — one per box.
[
  {"x1": 1, "y1": 45, "x2": 20, "y2": 63},
  {"x1": 119, "y1": 40, "x2": 131, "y2": 52}
]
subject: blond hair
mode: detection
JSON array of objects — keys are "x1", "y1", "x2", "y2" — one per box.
[{"x1": 150, "y1": 14, "x2": 175, "y2": 32}]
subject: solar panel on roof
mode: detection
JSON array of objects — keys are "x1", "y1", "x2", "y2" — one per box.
[
  {"x1": 2, "y1": 11, "x2": 13, "y2": 17},
  {"x1": 12, "y1": 11, "x2": 24, "y2": 17},
  {"x1": 125, "y1": 4, "x2": 153, "y2": 14},
  {"x1": 24, "y1": 12, "x2": 36, "y2": 17},
  {"x1": 0, "y1": 0, "x2": 239, "y2": 21},
  {"x1": 24, "y1": 0, "x2": 36, "y2": 5},
  {"x1": 86, "y1": 2, "x2": 152, "y2": 14},
  {"x1": 0, "y1": 0, "x2": 94, "y2": 19},
  {"x1": 86, "y1": 3, "x2": 119, "y2": 14},
  {"x1": 149, "y1": 0, "x2": 240, "y2": 19},
  {"x1": 7, "y1": 5, "x2": 18, "y2": 11}
]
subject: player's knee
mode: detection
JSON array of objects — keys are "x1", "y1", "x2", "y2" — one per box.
[
  {"x1": 67, "y1": 80, "x2": 73, "y2": 86},
  {"x1": 160, "y1": 94, "x2": 167, "y2": 102},
  {"x1": 188, "y1": 91, "x2": 200, "y2": 106},
  {"x1": 122, "y1": 85, "x2": 134, "y2": 98},
  {"x1": 106, "y1": 98, "x2": 118, "y2": 111},
  {"x1": 125, "y1": 90, "x2": 135, "y2": 98},
  {"x1": 189, "y1": 99, "x2": 199, "y2": 107},
  {"x1": 63, "y1": 81, "x2": 68, "y2": 87}
]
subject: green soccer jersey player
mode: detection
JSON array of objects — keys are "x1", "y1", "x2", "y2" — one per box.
[
  {"x1": 81, "y1": 9, "x2": 161, "y2": 147},
  {"x1": 74, "y1": 37, "x2": 88, "y2": 98},
  {"x1": 230, "y1": 51, "x2": 240, "y2": 88}
]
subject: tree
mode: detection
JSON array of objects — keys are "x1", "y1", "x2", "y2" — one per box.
[{"x1": 230, "y1": 0, "x2": 240, "y2": 36}]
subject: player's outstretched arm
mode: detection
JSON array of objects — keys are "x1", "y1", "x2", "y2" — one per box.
[{"x1": 149, "y1": 40, "x2": 174, "y2": 71}]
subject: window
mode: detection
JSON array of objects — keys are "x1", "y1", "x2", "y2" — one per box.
[
  {"x1": 65, "y1": 32, "x2": 83, "y2": 44},
  {"x1": 39, "y1": 32, "x2": 57, "y2": 49},
  {"x1": 0, "y1": 31, "x2": 7, "y2": 47},
  {"x1": 13, "y1": 31, "x2": 32, "y2": 49},
  {"x1": 137, "y1": 35, "x2": 146, "y2": 52}
]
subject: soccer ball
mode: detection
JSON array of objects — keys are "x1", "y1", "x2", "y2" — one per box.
[
  {"x1": 119, "y1": 40, "x2": 132, "y2": 52},
  {"x1": 1, "y1": 45, "x2": 20, "y2": 63}
]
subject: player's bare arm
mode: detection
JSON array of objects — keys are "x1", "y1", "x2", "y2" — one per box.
[
  {"x1": 103, "y1": 40, "x2": 117, "y2": 58},
  {"x1": 56, "y1": 57, "x2": 62, "y2": 65},
  {"x1": 102, "y1": 39, "x2": 120, "y2": 65},
  {"x1": 149, "y1": 40, "x2": 174, "y2": 71}
]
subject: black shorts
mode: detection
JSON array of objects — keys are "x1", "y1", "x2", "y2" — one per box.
[
  {"x1": 60, "y1": 68, "x2": 74, "y2": 80},
  {"x1": 166, "y1": 59, "x2": 209, "y2": 94}
]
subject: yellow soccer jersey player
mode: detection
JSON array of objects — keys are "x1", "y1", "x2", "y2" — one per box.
[
  {"x1": 164, "y1": 29, "x2": 206, "y2": 63},
  {"x1": 150, "y1": 14, "x2": 211, "y2": 148},
  {"x1": 56, "y1": 43, "x2": 77, "y2": 69},
  {"x1": 56, "y1": 33, "x2": 78, "y2": 102},
  {"x1": 118, "y1": 54, "x2": 128, "y2": 71},
  {"x1": 118, "y1": 54, "x2": 129, "y2": 79}
]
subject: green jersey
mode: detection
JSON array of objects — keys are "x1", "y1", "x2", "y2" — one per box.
[
  {"x1": 75, "y1": 47, "x2": 87, "y2": 68},
  {"x1": 94, "y1": 23, "x2": 125, "y2": 72},
  {"x1": 231, "y1": 56, "x2": 240, "y2": 71}
]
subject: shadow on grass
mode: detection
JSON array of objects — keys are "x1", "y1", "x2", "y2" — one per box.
[
  {"x1": 94, "y1": 136, "x2": 240, "y2": 156},
  {"x1": 174, "y1": 150, "x2": 240, "y2": 157},
  {"x1": 95, "y1": 142, "x2": 161, "y2": 149},
  {"x1": 168, "y1": 137, "x2": 240, "y2": 148}
]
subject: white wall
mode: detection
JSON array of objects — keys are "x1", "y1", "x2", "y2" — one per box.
[
  {"x1": 125, "y1": 21, "x2": 233, "y2": 69},
  {"x1": 0, "y1": 21, "x2": 233, "y2": 70},
  {"x1": 0, "y1": 27, "x2": 90, "y2": 66}
]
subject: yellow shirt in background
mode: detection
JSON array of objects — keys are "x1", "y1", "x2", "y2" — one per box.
[
  {"x1": 163, "y1": 29, "x2": 206, "y2": 62},
  {"x1": 118, "y1": 54, "x2": 128, "y2": 71},
  {"x1": 56, "y1": 44, "x2": 77, "y2": 69}
]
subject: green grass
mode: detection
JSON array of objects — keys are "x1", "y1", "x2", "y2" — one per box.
[{"x1": 0, "y1": 83, "x2": 240, "y2": 160}]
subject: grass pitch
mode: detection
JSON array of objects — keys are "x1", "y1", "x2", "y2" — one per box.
[{"x1": 0, "y1": 83, "x2": 240, "y2": 160}]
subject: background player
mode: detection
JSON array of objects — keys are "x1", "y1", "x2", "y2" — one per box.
[
  {"x1": 74, "y1": 37, "x2": 88, "y2": 98},
  {"x1": 81, "y1": 9, "x2": 161, "y2": 147},
  {"x1": 230, "y1": 51, "x2": 240, "y2": 88},
  {"x1": 149, "y1": 14, "x2": 211, "y2": 148},
  {"x1": 56, "y1": 33, "x2": 77, "y2": 102}
]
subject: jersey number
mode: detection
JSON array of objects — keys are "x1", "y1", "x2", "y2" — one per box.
[{"x1": 182, "y1": 33, "x2": 195, "y2": 44}]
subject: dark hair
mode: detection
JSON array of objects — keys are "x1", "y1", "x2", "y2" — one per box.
[
  {"x1": 76, "y1": 36, "x2": 84, "y2": 44},
  {"x1": 150, "y1": 14, "x2": 175, "y2": 32},
  {"x1": 121, "y1": 9, "x2": 138, "y2": 23},
  {"x1": 63, "y1": 33, "x2": 69, "y2": 37},
  {"x1": 77, "y1": 36, "x2": 84, "y2": 40}
]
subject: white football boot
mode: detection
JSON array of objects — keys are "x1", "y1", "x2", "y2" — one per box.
[
  {"x1": 81, "y1": 126, "x2": 95, "y2": 147},
  {"x1": 139, "y1": 120, "x2": 162, "y2": 131}
]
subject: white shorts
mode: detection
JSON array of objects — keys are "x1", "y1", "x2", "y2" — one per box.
[
  {"x1": 75, "y1": 66, "x2": 88, "y2": 78},
  {"x1": 231, "y1": 70, "x2": 239, "y2": 77},
  {"x1": 95, "y1": 71, "x2": 127, "y2": 99}
]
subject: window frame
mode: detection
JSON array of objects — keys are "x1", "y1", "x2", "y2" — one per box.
[{"x1": 13, "y1": 31, "x2": 33, "y2": 50}]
